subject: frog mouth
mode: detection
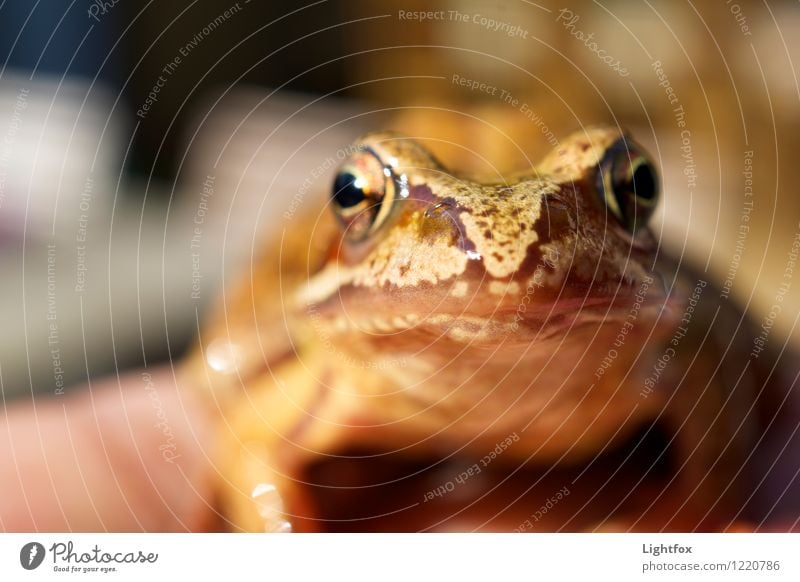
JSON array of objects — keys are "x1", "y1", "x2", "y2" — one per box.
[
  {"x1": 323, "y1": 284, "x2": 673, "y2": 347},
  {"x1": 307, "y1": 266, "x2": 672, "y2": 345},
  {"x1": 428, "y1": 292, "x2": 671, "y2": 346},
  {"x1": 457, "y1": 269, "x2": 674, "y2": 343}
]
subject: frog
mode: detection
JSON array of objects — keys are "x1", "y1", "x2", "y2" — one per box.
[{"x1": 181, "y1": 126, "x2": 786, "y2": 532}]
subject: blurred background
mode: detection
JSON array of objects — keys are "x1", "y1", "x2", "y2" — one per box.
[{"x1": 0, "y1": 0, "x2": 797, "y2": 398}]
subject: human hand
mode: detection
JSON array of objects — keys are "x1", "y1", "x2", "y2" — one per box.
[{"x1": 0, "y1": 367, "x2": 217, "y2": 531}]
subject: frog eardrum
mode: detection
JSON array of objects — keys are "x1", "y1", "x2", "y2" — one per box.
[
  {"x1": 596, "y1": 137, "x2": 659, "y2": 233},
  {"x1": 331, "y1": 149, "x2": 396, "y2": 240}
]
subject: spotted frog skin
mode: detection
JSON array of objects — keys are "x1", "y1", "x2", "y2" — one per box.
[{"x1": 183, "y1": 127, "x2": 784, "y2": 532}]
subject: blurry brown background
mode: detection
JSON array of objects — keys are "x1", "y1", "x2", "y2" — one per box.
[{"x1": 0, "y1": 0, "x2": 797, "y2": 397}]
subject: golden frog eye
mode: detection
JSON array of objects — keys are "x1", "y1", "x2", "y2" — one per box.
[
  {"x1": 597, "y1": 138, "x2": 659, "y2": 233},
  {"x1": 331, "y1": 150, "x2": 396, "y2": 241}
]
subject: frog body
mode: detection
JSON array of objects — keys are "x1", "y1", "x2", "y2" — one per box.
[{"x1": 183, "y1": 127, "x2": 779, "y2": 532}]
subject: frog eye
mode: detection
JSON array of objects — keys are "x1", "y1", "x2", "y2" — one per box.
[
  {"x1": 597, "y1": 138, "x2": 659, "y2": 233},
  {"x1": 331, "y1": 150, "x2": 396, "y2": 241}
]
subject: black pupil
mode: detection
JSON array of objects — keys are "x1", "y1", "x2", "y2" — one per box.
[
  {"x1": 333, "y1": 172, "x2": 366, "y2": 208},
  {"x1": 630, "y1": 163, "x2": 656, "y2": 200}
]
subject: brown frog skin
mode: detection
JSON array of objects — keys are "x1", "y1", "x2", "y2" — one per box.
[{"x1": 181, "y1": 126, "x2": 790, "y2": 532}]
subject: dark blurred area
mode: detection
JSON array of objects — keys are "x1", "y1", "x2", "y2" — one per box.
[
  {"x1": 0, "y1": 0, "x2": 797, "y2": 397},
  {"x1": 2, "y1": 0, "x2": 359, "y2": 179}
]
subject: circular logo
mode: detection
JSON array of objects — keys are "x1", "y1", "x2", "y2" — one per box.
[{"x1": 19, "y1": 542, "x2": 46, "y2": 570}]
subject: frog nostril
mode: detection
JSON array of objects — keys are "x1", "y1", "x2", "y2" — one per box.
[
  {"x1": 424, "y1": 200, "x2": 454, "y2": 218},
  {"x1": 422, "y1": 199, "x2": 470, "y2": 250}
]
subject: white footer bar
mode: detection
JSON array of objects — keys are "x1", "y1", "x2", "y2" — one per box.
[{"x1": 1, "y1": 533, "x2": 796, "y2": 581}]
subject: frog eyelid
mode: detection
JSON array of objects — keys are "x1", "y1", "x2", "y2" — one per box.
[
  {"x1": 368, "y1": 176, "x2": 396, "y2": 235},
  {"x1": 361, "y1": 146, "x2": 399, "y2": 236},
  {"x1": 600, "y1": 166, "x2": 624, "y2": 220}
]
